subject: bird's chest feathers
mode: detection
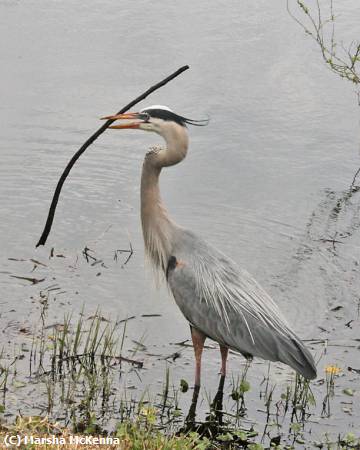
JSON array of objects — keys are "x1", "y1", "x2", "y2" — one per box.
[{"x1": 141, "y1": 211, "x2": 177, "y2": 274}]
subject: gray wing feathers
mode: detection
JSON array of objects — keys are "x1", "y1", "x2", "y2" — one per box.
[{"x1": 168, "y1": 230, "x2": 316, "y2": 380}]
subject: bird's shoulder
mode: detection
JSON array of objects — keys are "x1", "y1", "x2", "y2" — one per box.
[
  {"x1": 171, "y1": 229, "x2": 234, "y2": 267},
  {"x1": 168, "y1": 228, "x2": 258, "y2": 299},
  {"x1": 168, "y1": 228, "x2": 289, "y2": 329}
]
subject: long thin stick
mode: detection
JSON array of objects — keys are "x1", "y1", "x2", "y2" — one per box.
[{"x1": 36, "y1": 65, "x2": 190, "y2": 247}]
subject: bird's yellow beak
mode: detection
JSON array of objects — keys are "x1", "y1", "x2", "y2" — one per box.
[{"x1": 101, "y1": 112, "x2": 143, "y2": 129}]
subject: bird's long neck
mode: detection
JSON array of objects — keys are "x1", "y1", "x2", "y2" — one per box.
[{"x1": 140, "y1": 124, "x2": 188, "y2": 276}]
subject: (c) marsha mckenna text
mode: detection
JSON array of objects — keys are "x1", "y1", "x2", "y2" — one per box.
[{"x1": 3, "y1": 435, "x2": 121, "y2": 446}]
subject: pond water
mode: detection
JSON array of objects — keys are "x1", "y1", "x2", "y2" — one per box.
[{"x1": 1, "y1": 0, "x2": 360, "y2": 445}]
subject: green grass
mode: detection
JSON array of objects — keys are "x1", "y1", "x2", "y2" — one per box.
[{"x1": 1, "y1": 308, "x2": 360, "y2": 449}]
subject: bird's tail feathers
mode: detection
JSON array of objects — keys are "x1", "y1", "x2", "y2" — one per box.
[
  {"x1": 272, "y1": 332, "x2": 317, "y2": 380},
  {"x1": 286, "y1": 337, "x2": 317, "y2": 380}
]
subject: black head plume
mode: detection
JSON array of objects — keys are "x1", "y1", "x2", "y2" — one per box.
[{"x1": 140, "y1": 105, "x2": 209, "y2": 128}]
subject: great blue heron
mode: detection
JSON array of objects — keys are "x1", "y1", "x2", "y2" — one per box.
[{"x1": 102, "y1": 105, "x2": 317, "y2": 387}]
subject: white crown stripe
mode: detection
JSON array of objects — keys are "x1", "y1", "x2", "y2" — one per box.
[{"x1": 140, "y1": 105, "x2": 173, "y2": 112}]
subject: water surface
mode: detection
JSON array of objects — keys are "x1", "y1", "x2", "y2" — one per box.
[{"x1": 1, "y1": 0, "x2": 360, "y2": 443}]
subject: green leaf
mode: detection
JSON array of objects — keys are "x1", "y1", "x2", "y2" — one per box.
[
  {"x1": 240, "y1": 380, "x2": 251, "y2": 393},
  {"x1": 233, "y1": 430, "x2": 248, "y2": 440},
  {"x1": 248, "y1": 444, "x2": 264, "y2": 450},
  {"x1": 344, "y1": 432, "x2": 356, "y2": 444},
  {"x1": 290, "y1": 423, "x2": 302, "y2": 433},
  {"x1": 12, "y1": 380, "x2": 26, "y2": 389},
  {"x1": 217, "y1": 432, "x2": 233, "y2": 442},
  {"x1": 172, "y1": 409, "x2": 182, "y2": 417}
]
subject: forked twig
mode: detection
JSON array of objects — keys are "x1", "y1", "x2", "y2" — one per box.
[{"x1": 36, "y1": 65, "x2": 190, "y2": 247}]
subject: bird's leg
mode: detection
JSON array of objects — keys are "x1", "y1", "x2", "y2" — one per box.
[
  {"x1": 220, "y1": 345, "x2": 229, "y2": 377},
  {"x1": 190, "y1": 326, "x2": 206, "y2": 387}
]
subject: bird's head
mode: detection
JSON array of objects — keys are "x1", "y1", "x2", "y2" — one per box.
[
  {"x1": 102, "y1": 105, "x2": 208, "y2": 167},
  {"x1": 102, "y1": 105, "x2": 208, "y2": 137}
]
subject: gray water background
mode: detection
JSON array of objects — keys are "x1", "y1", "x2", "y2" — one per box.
[{"x1": 1, "y1": 0, "x2": 360, "y2": 441}]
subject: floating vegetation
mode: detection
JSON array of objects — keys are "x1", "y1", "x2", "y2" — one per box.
[
  {"x1": 1, "y1": 301, "x2": 360, "y2": 449},
  {"x1": 0, "y1": 292, "x2": 359, "y2": 449}
]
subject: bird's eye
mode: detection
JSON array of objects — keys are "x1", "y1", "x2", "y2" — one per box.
[{"x1": 140, "y1": 112, "x2": 150, "y2": 122}]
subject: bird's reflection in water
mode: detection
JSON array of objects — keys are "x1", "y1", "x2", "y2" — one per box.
[
  {"x1": 184, "y1": 375, "x2": 225, "y2": 433},
  {"x1": 208, "y1": 375, "x2": 225, "y2": 425}
]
